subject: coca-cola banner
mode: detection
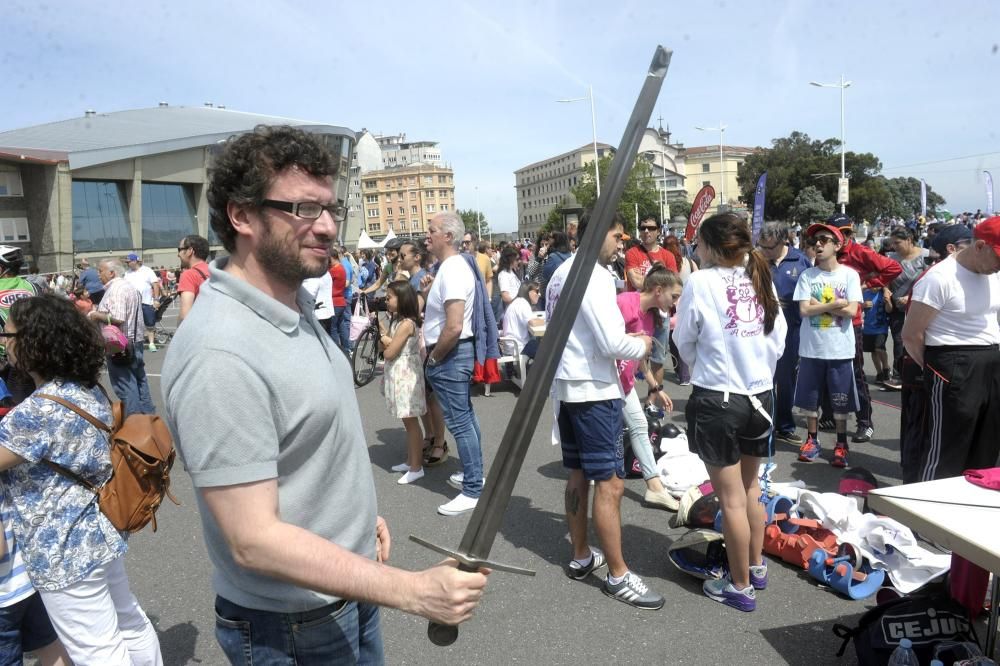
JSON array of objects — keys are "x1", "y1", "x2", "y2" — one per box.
[{"x1": 685, "y1": 184, "x2": 716, "y2": 241}]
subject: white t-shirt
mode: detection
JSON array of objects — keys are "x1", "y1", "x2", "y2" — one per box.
[
  {"x1": 793, "y1": 264, "x2": 862, "y2": 360},
  {"x1": 498, "y1": 270, "x2": 521, "y2": 300},
  {"x1": 502, "y1": 297, "x2": 534, "y2": 350},
  {"x1": 422, "y1": 254, "x2": 474, "y2": 346},
  {"x1": 910, "y1": 255, "x2": 1000, "y2": 346},
  {"x1": 124, "y1": 265, "x2": 159, "y2": 305}
]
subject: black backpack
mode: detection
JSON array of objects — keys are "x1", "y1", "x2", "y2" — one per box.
[{"x1": 832, "y1": 592, "x2": 979, "y2": 665}]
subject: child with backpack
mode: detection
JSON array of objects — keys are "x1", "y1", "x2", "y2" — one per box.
[{"x1": 380, "y1": 281, "x2": 428, "y2": 485}]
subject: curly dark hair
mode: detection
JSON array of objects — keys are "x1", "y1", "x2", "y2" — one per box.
[
  {"x1": 8, "y1": 295, "x2": 106, "y2": 387},
  {"x1": 207, "y1": 125, "x2": 338, "y2": 252}
]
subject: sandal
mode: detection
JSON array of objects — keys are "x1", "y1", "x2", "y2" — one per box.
[
  {"x1": 423, "y1": 441, "x2": 449, "y2": 467},
  {"x1": 422, "y1": 436, "x2": 436, "y2": 456}
]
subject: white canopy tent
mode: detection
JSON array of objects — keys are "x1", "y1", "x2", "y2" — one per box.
[
  {"x1": 379, "y1": 229, "x2": 397, "y2": 247},
  {"x1": 355, "y1": 231, "x2": 380, "y2": 250}
]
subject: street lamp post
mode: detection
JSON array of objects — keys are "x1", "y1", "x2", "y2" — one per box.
[
  {"x1": 695, "y1": 123, "x2": 727, "y2": 213},
  {"x1": 557, "y1": 85, "x2": 601, "y2": 198},
  {"x1": 810, "y1": 75, "x2": 852, "y2": 214}
]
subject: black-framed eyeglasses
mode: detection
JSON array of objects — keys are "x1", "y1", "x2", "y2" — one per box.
[{"x1": 261, "y1": 199, "x2": 347, "y2": 221}]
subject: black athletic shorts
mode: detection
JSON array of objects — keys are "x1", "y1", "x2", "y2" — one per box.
[
  {"x1": 862, "y1": 332, "x2": 887, "y2": 353},
  {"x1": 685, "y1": 386, "x2": 773, "y2": 468}
]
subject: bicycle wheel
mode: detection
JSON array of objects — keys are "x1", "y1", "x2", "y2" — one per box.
[{"x1": 352, "y1": 326, "x2": 379, "y2": 387}]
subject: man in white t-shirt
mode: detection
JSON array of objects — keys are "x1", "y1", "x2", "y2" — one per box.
[
  {"x1": 124, "y1": 253, "x2": 162, "y2": 352},
  {"x1": 902, "y1": 215, "x2": 1000, "y2": 481},
  {"x1": 792, "y1": 224, "x2": 862, "y2": 468},
  {"x1": 422, "y1": 212, "x2": 484, "y2": 516},
  {"x1": 547, "y1": 214, "x2": 662, "y2": 611}
]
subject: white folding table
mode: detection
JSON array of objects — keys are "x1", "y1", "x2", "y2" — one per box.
[{"x1": 868, "y1": 476, "x2": 1000, "y2": 656}]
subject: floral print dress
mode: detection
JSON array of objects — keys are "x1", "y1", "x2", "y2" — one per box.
[
  {"x1": 0, "y1": 381, "x2": 125, "y2": 591},
  {"x1": 383, "y1": 318, "x2": 426, "y2": 419}
]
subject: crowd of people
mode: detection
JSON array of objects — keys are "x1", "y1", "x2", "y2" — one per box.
[{"x1": 0, "y1": 122, "x2": 996, "y2": 662}]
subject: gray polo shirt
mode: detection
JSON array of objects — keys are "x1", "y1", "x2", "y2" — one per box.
[{"x1": 162, "y1": 258, "x2": 377, "y2": 613}]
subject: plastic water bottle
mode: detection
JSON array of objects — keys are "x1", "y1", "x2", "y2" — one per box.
[{"x1": 887, "y1": 638, "x2": 919, "y2": 666}]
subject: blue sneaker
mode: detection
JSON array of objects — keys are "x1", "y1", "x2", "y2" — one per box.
[
  {"x1": 703, "y1": 575, "x2": 756, "y2": 612},
  {"x1": 750, "y1": 563, "x2": 768, "y2": 590},
  {"x1": 798, "y1": 436, "x2": 821, "y2": 462}
]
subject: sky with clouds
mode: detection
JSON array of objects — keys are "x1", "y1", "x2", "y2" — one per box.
[{"x1": 5, "y1": 0, "x2": 999, "y2": 231}]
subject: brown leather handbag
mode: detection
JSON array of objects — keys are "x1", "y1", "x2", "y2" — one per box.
[{"x1": 37, "y1": 389, "x2": 179, "y2": 533}]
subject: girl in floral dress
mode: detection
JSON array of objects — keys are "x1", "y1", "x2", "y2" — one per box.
[{"x1": 380, "y1": 281, "x2": 427, "y2": 485}]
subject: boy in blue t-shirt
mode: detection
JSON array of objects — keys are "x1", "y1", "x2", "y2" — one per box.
[{"x1": 861, "y1": 287, "x2": 890, "y2": 384}]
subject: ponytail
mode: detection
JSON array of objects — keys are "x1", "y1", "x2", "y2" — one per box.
[{"x1": 746, "y1": 249, "x2": 779, "y2": 335}]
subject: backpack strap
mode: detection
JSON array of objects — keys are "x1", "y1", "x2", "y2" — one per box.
[{"x1": 35, "y1": 392, "x2": 114, "y2": 494}]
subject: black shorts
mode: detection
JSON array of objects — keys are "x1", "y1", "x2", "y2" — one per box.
[
  {"x1": 685, "y1": 386, "x2": 773, "y2": 468},
  {"x1": 0, "y1": 592, "x2": 58, "y2": 655},
  {"x1": 862, "y1": 333, "x2": 887, "y2": 352}
]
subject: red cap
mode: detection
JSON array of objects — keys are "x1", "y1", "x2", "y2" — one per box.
[
  {"x1": 804, "y1": 223, "x2": 845, "y2": 245},
  {"x1": 973, "y1": 216, "x2": 1000, "y2": 258}
]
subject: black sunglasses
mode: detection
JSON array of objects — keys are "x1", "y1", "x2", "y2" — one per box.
[
  {"x1": 177, "y1": 246, "x2": 190, "y2": 252},
  {"x1": 0, "y1": 332, "x2": 19, "y2": 338},
  {"x1": 639, "y1": 226, "x2": 659, "y2": 232}
]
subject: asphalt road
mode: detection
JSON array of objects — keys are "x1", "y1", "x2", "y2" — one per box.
[{"x1": 124, "y1": 302, "x2": 915, "y2": 665}]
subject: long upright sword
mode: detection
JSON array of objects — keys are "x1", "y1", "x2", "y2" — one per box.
[{"x1": 411, "y1": 45, "x2": 673, "y2": 646}]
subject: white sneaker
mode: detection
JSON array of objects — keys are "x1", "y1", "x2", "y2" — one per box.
[
  {"x1": 447, "y1": 472, "x2": 485, "y2": 491},
  {"x1": 397, "y1": 468, "x2": 425, "y2": 485},
  {"x1": 391, "y1": 462, "x2": 411, "y2": 473},
  {"x1": 437, "y1": 493, "x2": 478, "y2": 516}
]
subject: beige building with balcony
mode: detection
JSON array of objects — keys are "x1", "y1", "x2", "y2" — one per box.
[
  {"x1": 514, "y1": 142, "x2": 615, "y2": 239},
  {"x1": 361, "y1": 164, "x2": 455, "y2": 239},
  {"x1": 682, "y1": 144, "x2": 759, "y2": 215}
]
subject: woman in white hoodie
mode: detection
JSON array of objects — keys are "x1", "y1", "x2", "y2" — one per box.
[{"x1": 673, "y1": 213, "x2": 786, "y2": 612}]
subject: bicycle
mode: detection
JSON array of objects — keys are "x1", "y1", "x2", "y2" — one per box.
[{"x1": 351, "y1": 296, "x2": 386, "y2": 387}]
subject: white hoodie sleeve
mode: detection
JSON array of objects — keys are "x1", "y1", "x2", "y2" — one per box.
[
  {"x1": 673, "y1": 277, "x2": 703, "y2": 369},
  {"x1": 581, "y1": 270, "x2": 646, "y2": 361}
]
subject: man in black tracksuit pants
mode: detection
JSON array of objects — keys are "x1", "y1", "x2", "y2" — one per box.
[{"x1": 902, "y1": 217, "x2": 1000, "y2": 481}]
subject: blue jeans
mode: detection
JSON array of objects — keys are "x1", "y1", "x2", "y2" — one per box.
[
  {"x1": 773, "y1": 327, "x2": 799, "y2": 433},
  {"x1": 333, "y1": 306, "x2": 351, "y2": 352},
  {"x1": 214, "y1": 596, "x2": 383, "y2": 665},
  {"x1": 106, "y1": 346, "x2": 155, "y2": 416},
  {"x1": 425, "y1": 340, "x2": 484, "y2": 498}
]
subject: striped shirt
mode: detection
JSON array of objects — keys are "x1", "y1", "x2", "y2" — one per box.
[
  {"x1": 97, "y1": 277, "x2": 145, "y2": 343},
  {"x1": 0, "y1": 495, "x2": 34, "y2": 608}
]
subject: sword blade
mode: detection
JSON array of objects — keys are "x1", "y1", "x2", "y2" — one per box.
[{"x1": 460, "y1": 45, "x2": 673, "y2": 561}]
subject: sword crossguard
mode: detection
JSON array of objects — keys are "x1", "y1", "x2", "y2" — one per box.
[{"x1": 409, "y1": 534, "x2": 536, "y2": 646}]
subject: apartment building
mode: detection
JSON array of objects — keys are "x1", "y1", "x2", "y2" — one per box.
[{"x1": 361, "y1": 164, "x2": 455, "y2": 237}]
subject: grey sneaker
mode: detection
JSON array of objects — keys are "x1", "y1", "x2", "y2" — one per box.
[
  {"x1": 775, "y1": 430, "x2": 804, "y2": 446},
  {"x1": 566, "y1": 549, "x2": 607, "y2": 580},
  {"x1": 602, "y1": 572, "x2": 664, "y2": 610},
  {"x1": 703, "y1": 575, "x2": 756, "y2": 611}
]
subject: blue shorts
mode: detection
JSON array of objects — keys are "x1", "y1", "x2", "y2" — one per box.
[
  {"x1": 650, "y1": 321, "x2": 670, "y2": 366},
  {"x1": 141, "y1": 303, "x2": 156, "y2": 327},
  {"x1": 0, "y1": 592, "x2": 58, "y2": 658},
  {"x1": 558, "y1": 399, "x2": 624, "y2": 481},
  {"x1": 793, "y1": 357, "x2": 858, "y2": 417}
]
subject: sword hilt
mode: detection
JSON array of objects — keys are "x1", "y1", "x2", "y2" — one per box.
[{"x1": 410, "y1": 534, "x2": 535, "y2": 647}]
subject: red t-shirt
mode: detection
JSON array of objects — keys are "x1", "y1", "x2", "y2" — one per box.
[
  {"x1": 623, "y1": 245, "x2": 678, "y2": 291},
  {"x1": 330, "y1": 262, "x2": 347, "y2": 307},
  {"x1": 177, "y1": 261, "x2": 210, "y2": 297}
]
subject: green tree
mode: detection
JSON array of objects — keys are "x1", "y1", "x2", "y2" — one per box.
[
  {"x1": 786, "y1": 186, "x2": 835, "y2": 225},
  {"x1": 737, "y1": 131, "x2": 885, "y2": 221},
  {"x1": 570, "y1": 155, "x2": 662, "y2": 235},
  {"x1": 884, "y1": 176, "x2": 947, "y2": 218},
  {"x1": 458, "y1": 209, "x2": 489, "y2": 237}
]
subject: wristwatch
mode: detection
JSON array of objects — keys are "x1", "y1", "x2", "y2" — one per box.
[{"x1": 427, "y1": 356, "x2": 440, "y2": 367}]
